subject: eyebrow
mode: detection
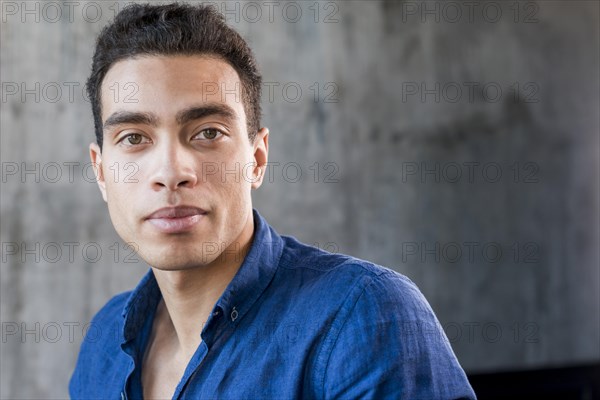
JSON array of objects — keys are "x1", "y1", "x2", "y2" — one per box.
[
  {"x1": 176, "y1": 104, "x2": 237, "y2": 125},
  {"x1": 103, "y1": 111, "x2": 158, "y2": 131},
  {"x1": 102, "y1": 103, "x2": 238, "y2": 132}
]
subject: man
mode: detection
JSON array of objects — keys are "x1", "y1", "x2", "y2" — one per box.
[{"x1": 69, "y1": 3, "x2": 476, "y2": 399}]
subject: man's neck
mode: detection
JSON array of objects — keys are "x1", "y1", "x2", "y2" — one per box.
[{"x1": 151, "y1": 211, "x2": 255, "y2": 359}]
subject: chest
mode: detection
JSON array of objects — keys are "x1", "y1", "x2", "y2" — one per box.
[
  {"x1": 141, "y1": 340, "x2": 195, "y2": 399},
  {"x1": 136, "y1": 323, "x2": 319, "y2": 399}
]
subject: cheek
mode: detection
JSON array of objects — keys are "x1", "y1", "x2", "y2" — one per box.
[
  {"x1": 206, "y1": 148, "x2": 255, "y2": 191},
  {"x1": 206, "y1": 168, "x2": 252, "y2": 203},
  {"x1": 102, "y1": 166, "x2": 141, "y2": 237},
  {"x1": 104, "y1": 183, "x2": 131, "y2": 227}
]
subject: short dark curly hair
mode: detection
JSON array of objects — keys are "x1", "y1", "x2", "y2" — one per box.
[{"x1": 87, "y1": 2, "x2": 262, "y2": 149}]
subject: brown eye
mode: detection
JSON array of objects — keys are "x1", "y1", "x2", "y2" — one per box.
[
  {"x1": 202, "y1": 129, "x2": 219, "y2": 140},
  {"x1": 195, "y1": 128, "x2": 222, "y2": 140},
  {"x1": 126, "y1": 134, "x2": 143, "y2": 145}
]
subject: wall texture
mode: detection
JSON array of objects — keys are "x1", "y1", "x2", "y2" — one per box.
[{"x1": 1, "y1": 1, "x2": 598, "y2": 398}]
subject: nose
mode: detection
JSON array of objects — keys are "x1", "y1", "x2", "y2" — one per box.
[{"x1": 149, "y1": 142, "x2": 198, "y2": 191}]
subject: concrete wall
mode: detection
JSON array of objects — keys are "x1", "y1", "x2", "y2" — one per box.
[{"x1": 1, "y1": 1, "x2": 598, "y2": 398}]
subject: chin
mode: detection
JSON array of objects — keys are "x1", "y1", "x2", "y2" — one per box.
[
  {"x1": 150, "y1": 263, "x2": 202, "y2": 272},
  {"x1": 145, "y1": 258, "x2": 208, "y2": 271},
  {"x1": 140, "y1": 248, "x2": 217, "y2": 271}
]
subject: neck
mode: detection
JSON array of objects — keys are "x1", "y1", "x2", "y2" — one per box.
[{"x1": 151, "y1": 210, "x2": 255, "y2": 358}]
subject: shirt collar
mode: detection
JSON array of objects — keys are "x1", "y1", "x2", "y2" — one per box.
[{"x1": 120, "y1": 208, "x2": 284, "y2": 343}]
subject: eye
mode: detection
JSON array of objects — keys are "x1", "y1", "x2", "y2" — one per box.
[
  {"x1": 193, "y1": 128, "x2": 223, "y2": 141},
  {"x1": 118, "y1": 133, "x2": 150, "y2": 146}
]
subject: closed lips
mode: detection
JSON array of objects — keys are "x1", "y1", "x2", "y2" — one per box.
[{"x1": 146, "y1": 207, "x2": 207, "y2": 219}]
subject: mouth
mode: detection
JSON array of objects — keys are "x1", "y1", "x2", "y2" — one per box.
[{"x1": 145, "y1": 206, "x2": 207, "y2": 234}]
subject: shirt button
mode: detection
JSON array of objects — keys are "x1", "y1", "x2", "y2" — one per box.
[{"x1": 230, "y1": 306, "x2": 238, "y2": 321}]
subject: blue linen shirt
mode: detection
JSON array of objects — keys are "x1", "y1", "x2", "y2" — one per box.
[{"x1": 69, "y1": 209, "x2": 476, "y2": 399}]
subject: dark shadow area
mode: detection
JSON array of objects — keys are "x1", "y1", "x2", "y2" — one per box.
[{"x1": 468, "y1": 363, "x2": 600, "y2": 400}]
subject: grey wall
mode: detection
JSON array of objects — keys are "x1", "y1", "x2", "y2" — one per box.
[{"x1": 1, "y1": 1, "x2": 598, "y2": 398}]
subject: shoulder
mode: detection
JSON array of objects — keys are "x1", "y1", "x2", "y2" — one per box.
[
  {"x1": 72, "y1": 290, "x2": 131, "y2": 360},
  {"x1": 92, "y1": 290, "x2": 131, "y2": 324},
  {"x1": 85, "y1": 290, "x2": 131, "y2": 341},
  {"x1": 69, "y1": 291, "x2": 131, "y2": 395},
  {"x1": 277, "y1": 234, "x2": 437, "y2": 339},
  {"x1": 279, "y1": 234, "x2": 422, "y2": 305},
  {"x1": 69, "y1": 290, "x2": 132, "y2": 397},
  {"x1": 279, "y1": 234, "x2": 396, "y2": 277},
  {"x1": 277, "y1": 240, "x2": 476, "y2": 398}
]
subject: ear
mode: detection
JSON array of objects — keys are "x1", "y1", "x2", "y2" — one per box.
[
  {"x1": 251, "y1": 127, "x2": 269, "y2": 189},
  {"x1": 89, "y1": 142, "x2": 107, "y2": 202}
]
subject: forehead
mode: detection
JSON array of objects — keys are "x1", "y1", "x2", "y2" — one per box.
[{"x1": 100, "y1": 55, "x2": 245, "y2": 122}]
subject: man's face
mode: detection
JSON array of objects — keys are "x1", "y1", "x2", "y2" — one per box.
[{"x1": 90, "y1": 55, "x2": 268, "y2": 270}]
